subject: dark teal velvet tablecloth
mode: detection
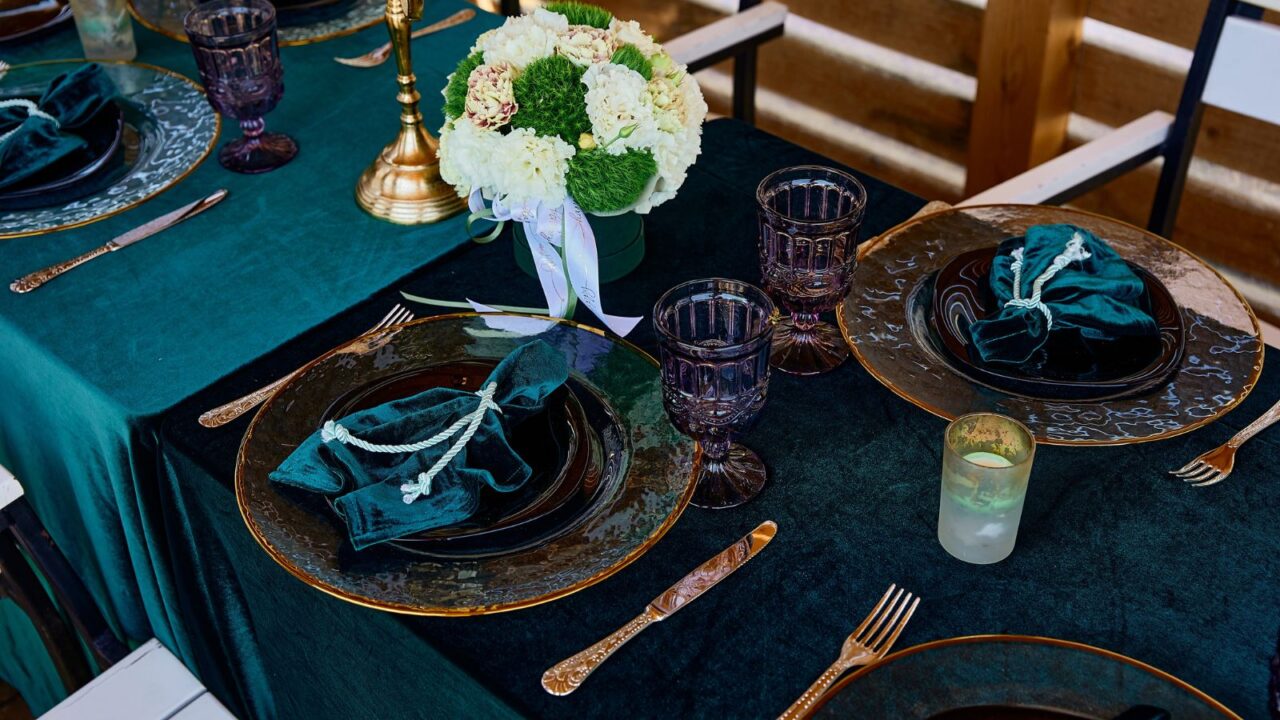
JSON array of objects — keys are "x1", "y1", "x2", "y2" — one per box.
[
  {"x1": 0, "y1": 6, "x2": 503, "y2": 715},
  {"x1": 2, "y1": 15, "x2": 1278, "y2": 720},
  {"x1": 157, "y1": 123, "x2": 1280, "y2": 719}
]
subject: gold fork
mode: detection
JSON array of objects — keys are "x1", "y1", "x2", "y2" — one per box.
[
  {"x1": 1170, "y1": 396, "x2": 1280, "y2": 487},
  {"x1": 777, "y1": 585, "x2": 920, "y2": 720},
  {"x1": 333, "y1": 9, "x2": 475, "y2": 68},
  {"x1": 197, "y1": 304, "x2": 415, "y2": 428}
]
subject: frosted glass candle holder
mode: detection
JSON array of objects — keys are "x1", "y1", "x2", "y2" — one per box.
[{"x1": 938, "y1": 413, "x2": 1036, "y2": 565}]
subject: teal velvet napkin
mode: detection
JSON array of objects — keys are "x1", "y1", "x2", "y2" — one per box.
[
  {"x1": 0, "y1": 63, "x2": 119, "y2": 190},
  {"x1": 968, "y1": 224, "x2": 1158, "y2": 366},
  {"x1": 270, "y1": 340, "x2": 570, "y2": 550}
]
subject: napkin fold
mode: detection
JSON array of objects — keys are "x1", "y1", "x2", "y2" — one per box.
[
  {"x1": 270, "y1": 340, "x2": 570, "y2": 550},
  {"x1": 0, "y1": 63, "x2": 119, "y2": 190},
  {"x1": 968, "y1": 224, "x2": 1158, "y2": 366}
]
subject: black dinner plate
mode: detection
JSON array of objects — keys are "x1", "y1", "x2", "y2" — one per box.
[
  {"x1": 0, "y1": 99, "x2": 126, "y2": 210},
  {"x1": 927, "y1": 248, "x2": 1185, "y2": 401},
  {"x1": 320, "y1": 360, "x2": 606, "y2": 560},
  {"x1": 0, "y1": 0, "x2": 72, "y2": 43}
]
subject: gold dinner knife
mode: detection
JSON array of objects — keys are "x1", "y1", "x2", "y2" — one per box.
[
  {"x1": 10, "y1": 188, "x2": 229, "y2": 294},
  {"x1": 541, "y1": 520, "x2": 778, "y2": 696}
]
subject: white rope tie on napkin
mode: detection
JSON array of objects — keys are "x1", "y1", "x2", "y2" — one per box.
[
  {"x1": 320, "y1": 383, "x2": 503, "y2": 504},
  {"x1": 0, "y1": 99, "x2": 59, "y2": 146},
  {"x1": 1004, "y1": 232, "x2": 1091, "y2": 330}
]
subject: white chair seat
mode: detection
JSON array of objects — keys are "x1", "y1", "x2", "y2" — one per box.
[{"x1": 40, "y1": 640, "x2": 235, "y2": 720}]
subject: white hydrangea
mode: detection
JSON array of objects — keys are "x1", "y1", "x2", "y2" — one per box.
[
  {"x1": 477, "y1": 9, "x2": 568, "y2": 69},
  {"x1": 437, "y1": 116, "x2": 504, "y2": 197},
  {"x1": 581, "y1": 63, "x2": 657, "y2": 155},
  {"x1": 636, "y1": 125, "x2": 701, "y2": 212},
  {"x1": 608, "y1": 18, "x2": 659, "y2": 57},
  {"x1": 494, "y1": 128, "x2": 576, "y2": 207}
]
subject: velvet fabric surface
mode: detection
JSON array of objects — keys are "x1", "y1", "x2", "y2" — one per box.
[
  {"x1": 970, "y1": 224, "x2": 1158, "y2": 366},
  {"x1": 0, "y1": 6, "x2": 502, "y2": 715},
  {"x1": 270, "y1": 340, "x2": 569, "y2": 549},
  {"x1": 1, "y1": 22, "x2": 1276, "y2": 720},
  {"x1": 157, "y1": 122, "x2": 1277, "y2": 719},
  {"x1": 0, "y1": 63, "x2": 118, "y2": 190}
]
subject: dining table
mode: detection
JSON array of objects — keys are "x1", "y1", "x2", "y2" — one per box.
[{"x1": 2, "y1": 4, "x2": 1279, "y2": 718}]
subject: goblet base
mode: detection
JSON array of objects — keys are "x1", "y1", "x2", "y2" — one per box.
[
  {"x1": 219, "y1": 131, "x2": 298, "y2": 174},
  {"x1": 692, "y1": 444, "x2": 767, "y2": 509},
  {"x1": 770, "y1": 317, "x2": 850, "y2": 375}
]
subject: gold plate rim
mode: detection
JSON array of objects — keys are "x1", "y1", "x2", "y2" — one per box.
[
  {"x1": 839, "y1": 202, "x2": 1265, "y2": 447},
  {"x1": 127, "y1": 0, "x2": 385, "y2": 47},
  {"x1": 234, "y1": 311, "x2": 701, "y2": 616},
  {"x1": 0, "y1": 58, "x2": 222, "y2": 241},
  {"x1": 808, "y1": 633, "x2": 1241, "y2": 719}
]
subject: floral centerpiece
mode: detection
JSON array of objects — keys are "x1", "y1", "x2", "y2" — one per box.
[{"x1": 436, "y1": 1, "x2": 707, "y2": 336}]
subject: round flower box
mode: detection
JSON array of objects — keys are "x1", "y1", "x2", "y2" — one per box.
[{"x1": 513, "y1": 212, "x2": 644, "y2": 283}]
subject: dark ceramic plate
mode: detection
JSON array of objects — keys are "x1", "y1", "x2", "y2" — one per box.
[
  {"x1": 0, "y1": 0, "x2": 72, "y2": 42},
  {"x1": 927, "y1": 248, "x2": 1185, "y2": 401},
  {"x1": 320, "y1": 362, "x2": 607, "y2": 560},
  {"x1": 0, "y1": 99, "x2": 126, "y2": 211},
  {"x1": 236, "y1": 314, "x2": 697, "y2": 615},
  {"x1": 809, "y1": 635, "x2": 1234, "y2": 719}
]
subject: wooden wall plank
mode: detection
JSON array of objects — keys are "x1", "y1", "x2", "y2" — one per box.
[
  {"x1": 754, "y1": 38, "x2": 972, "y2": 165},
  {"x1": 1087, "y1": 0, "x2": 1208, "y2": 48},
  {"x1": 780, "y1": 0, "x2": 983, "y2": 74},
  {"x1": 965, "y1": 0, "x2": 1090, "y2": 195}
]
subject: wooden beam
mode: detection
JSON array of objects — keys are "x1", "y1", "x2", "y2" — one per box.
[{"x1": 965, "y1": 0, "x2": 1089, "y2": 196}]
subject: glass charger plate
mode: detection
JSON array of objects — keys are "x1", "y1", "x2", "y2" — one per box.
[
  {"x1": 809, "y1": 635, "x2": 1238, "y2": 719},
  {"x1": 0, "y1": 60, "x2": 219, "y2": 239},
  {"x1": 838, "y1": 205, "x2": 1263, "y2": 445},
  {"x1": 128, "y1": 0, "x2": 384, "y2": 46},
  {"x1": 236, "y1": 313, "x2": 699, "y2": 616},
  {"x1": 0, "y1": 0, "x2": 72, "y2": 42}
]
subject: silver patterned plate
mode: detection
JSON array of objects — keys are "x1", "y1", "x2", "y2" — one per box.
[
  {"x1": 128, "y1": 0, "x2": 385, "y2": 46},
  {"x1": 838, "y1": 204, "x2": 1263, "y2": 446},
  {"x1": 236, "y1": 313, "x2": 699, "y2": 616},
  {"x1": 0, "y1": 61, "x2": 219, "y2": 240}
]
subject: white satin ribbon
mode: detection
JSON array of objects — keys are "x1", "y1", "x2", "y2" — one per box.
[{"x1": 469, "y1": 189, "x2": 642, "y2": 337}]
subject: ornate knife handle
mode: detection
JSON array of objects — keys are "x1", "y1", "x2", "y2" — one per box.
[
  {"x1": 198, "y1": 374, "x2": 292, "y2": 428},
  {"x1": 541, "y1": 607, "x2": 661, "y2": 696},
  {"x1": 778, "y1": 661, "x2": 849, "y2": 720},
  {"x1": 11, "y1": 243, "x2": 116, "y2": 293}
]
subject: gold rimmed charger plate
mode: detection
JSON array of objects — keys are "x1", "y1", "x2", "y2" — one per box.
[
  {"x1": 0, "y1": 60, "x2": 220, "y2": 240},
  {"x1": 235, "y1": 313, "x2": 699, "y2": 616},
  {"x1": 807, "y1": 634, "x2": 1239, "y2": 719},
  {"x1": 838, "y1": 204, "x2": 1263, "y2": 446},
  {"x1": 128, "y1": 0, "x2": 385, "y2": 46}
]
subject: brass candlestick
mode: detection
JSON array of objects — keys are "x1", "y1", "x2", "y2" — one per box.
[{"x1": 355, "y1": 0, "x2": 466, "y2": 224}]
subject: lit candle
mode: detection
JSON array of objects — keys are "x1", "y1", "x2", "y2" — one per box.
[{"x1": 963, "y1": 451, "x2": 1014, "y2": 469}]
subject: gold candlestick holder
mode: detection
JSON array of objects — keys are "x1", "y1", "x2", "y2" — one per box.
[{"x1": 355, "y1": 0, "x2": 466, "y2": 224}]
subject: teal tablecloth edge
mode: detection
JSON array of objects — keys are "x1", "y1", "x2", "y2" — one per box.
[{"x1": 0, "y1": 4, "x2": 504, "y2": 715}]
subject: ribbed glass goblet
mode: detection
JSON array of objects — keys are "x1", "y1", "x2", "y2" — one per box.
[
  {"x1": 184, "y1": 0, "x2": 297, "y2": 174},
  {"x1": 653, "y1": 278, "x2": 776, "y2": 509},
  {"x1": 757, "y1": 165, "x2": 867, "y2": 375}
]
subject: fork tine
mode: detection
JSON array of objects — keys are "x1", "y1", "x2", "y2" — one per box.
[
  {"x1": 856, "y1": 587, "x2": 905, "y2": 644},
  {"x1": 1191, "y1": 471, "x2": 1228, "y2": 488},
  {"x1": 371, "y1": 304, "x2": 403, "y2": 330},
  {"x1": 1173, "y1": 462, "x2": 1211, "y2": 479},
  {"x1": 1170, "y1": 457, "x2": 1205, "y2": 476},
  {"x1": 873, "y1": 596, "x2": 920, "y2": 657},
  {"x1": 1172, "y1": 461, "x2": 1213, "y2": 479},
  {"x1": 866, "y1": 591, "x2": 913, "y2": 650},
  {"x1": 849, "y1": 585, "x2": 896, "y2": 641},
  {"x1": 381, "y1": 306, "x2": 411, "y2": 329}
]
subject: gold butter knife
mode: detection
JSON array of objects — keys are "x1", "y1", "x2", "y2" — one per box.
[
  {"x1": 541, "y1": 520, "x2": 778, "y2": 696},
  {"x1": 333, "y1": 9, "x2": 475, "y2": 68},
  {"x1": 10, "y1": 189, "x2": 229, "y2": 294}
]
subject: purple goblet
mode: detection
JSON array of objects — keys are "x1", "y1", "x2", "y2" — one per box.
[
  {"x1": 654, "y1": 278, "x2": 776, "y2": 509},
  {"x1": 757, "y1": 165, "x2": 867, "y2": 375},
  {"x1": 184, "y1": 0, "x2": 297, "y2": 174}
]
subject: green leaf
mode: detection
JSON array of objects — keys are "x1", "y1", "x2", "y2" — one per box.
[{"x1": 544, "y1": 1, "x2": 612, "y2": 29}]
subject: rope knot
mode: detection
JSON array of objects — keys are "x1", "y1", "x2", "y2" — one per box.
[
  {"x1": 321, "y1": 383, "x2": 503, "y2": 504},
  {"x1": 1003, "y1": 232, "x2": 1091, "y2": 330}
]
